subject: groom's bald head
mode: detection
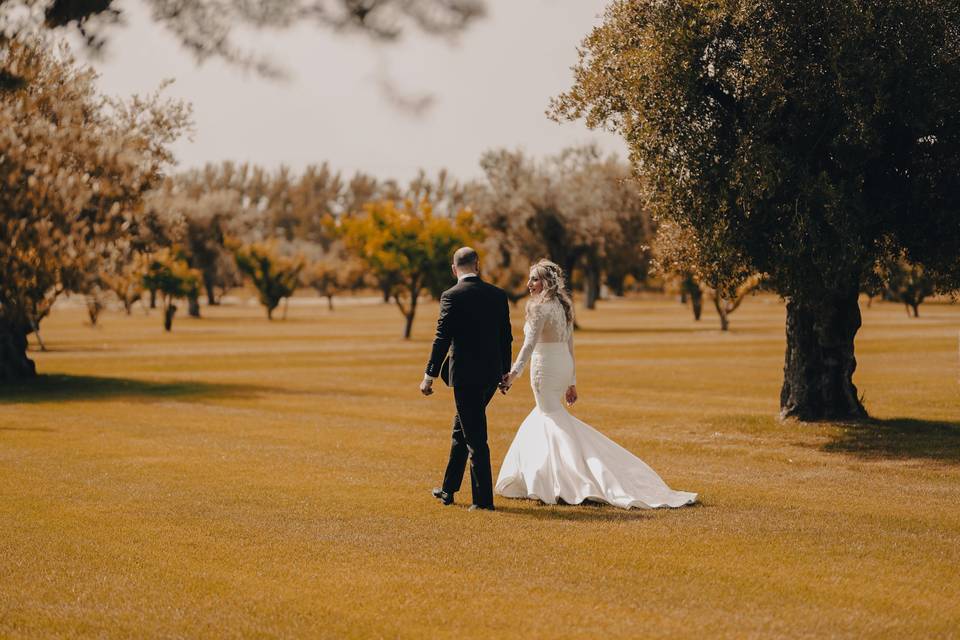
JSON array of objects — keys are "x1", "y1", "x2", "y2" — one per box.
[{"x1": 453, "y1": 247, "x2": 479, "y2": 269}]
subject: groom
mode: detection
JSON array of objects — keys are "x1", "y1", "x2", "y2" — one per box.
[{"x1": 420, "y1": 247, "x2": 513, "y2": 511}]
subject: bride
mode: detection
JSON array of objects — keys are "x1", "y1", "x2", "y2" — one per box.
[{"x1": 496, "y1": 259, "x2": 697, "y2": 509}]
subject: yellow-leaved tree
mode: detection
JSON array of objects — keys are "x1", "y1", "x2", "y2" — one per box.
[
  {"x1": 341, "y1": 199, "x2": 481, "y2": 338},
  {"x1": 231, "y1": 241, "x2": 305, "y2": 320},
  {"x1": 141, "y1": 248, "x2": 202, "y2": 332}
]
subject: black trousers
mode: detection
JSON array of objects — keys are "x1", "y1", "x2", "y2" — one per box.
[{"x1": 442, "y1": 383, "x2": 498, "y2": 508}]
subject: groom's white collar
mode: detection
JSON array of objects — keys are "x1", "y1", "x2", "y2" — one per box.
[{"x1": 457, "y1": 272, "x2": 479, "y2": 282}]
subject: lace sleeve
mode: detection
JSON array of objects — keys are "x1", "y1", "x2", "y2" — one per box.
[
  {"x1": 509, "y1": 304, "x2": 545, "y2": 378},
  {"x1": 567, "y1": 321, "x2": 576, "y2": 385}
]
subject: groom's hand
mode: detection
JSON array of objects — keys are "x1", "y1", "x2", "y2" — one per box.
[
  {"x1": 499, "y1": 373, "x2": 512, "y2": 394},
  {"x1": 420, "y1": 378, "x2": 434, "y2": 396}
]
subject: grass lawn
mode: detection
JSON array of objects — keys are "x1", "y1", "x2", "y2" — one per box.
[{"x1": 2, "y1": 292, "x2": 959, "y2": 638}]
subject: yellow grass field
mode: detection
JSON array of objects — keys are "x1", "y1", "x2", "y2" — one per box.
[{"x1": 2, "y1": 293, "x2": 959, "y2": 638}]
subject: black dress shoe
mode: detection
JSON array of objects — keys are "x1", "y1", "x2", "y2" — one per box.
[
  {"x1": 468, "y1": 504, "x2": 495, "y2": 512},
  {"x1": 432, "y1": 487, "x2": 454, "y2": 505}
]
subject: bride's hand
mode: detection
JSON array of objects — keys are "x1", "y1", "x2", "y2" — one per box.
[{"x1": 565, "y1": 385, "x2": 578, "y2": 405}]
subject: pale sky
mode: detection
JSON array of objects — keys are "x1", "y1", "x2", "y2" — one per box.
[{"x1": 79, "y1": 0, "x2": 627, "y2": 182}]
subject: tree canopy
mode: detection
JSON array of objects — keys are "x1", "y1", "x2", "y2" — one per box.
[
  {"x1": 0, "y1": 40, "x2": 190, "y2": 379},
  {"x1": 552, "y1": 0, "x2": 960, "y2": 420},
  {"x1": 341, "y1": 198, "x2": 480, "y2": 338},
  {"x1": 2, "y1": 0, "x2": 485, "y2": 78},
  {"x1": 477, "y1": 146, "x2": 652, "y2": 310}
]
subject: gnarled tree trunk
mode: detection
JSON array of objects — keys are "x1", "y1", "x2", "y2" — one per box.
[
  {"x1": 396, "y1": 284, "x2": 420, "y2": 340},
  {"x1": 606, "y1": 272, "x2": 626, "y2": 297},
  {"x1": 711, "y1": 274, "x2": 763, "y2": 332},
  {"x1": 713, "y1": 297, "x2": 730, "y2": 331},
  {"x1": 86, "y1": 295, "x2": 103, "y2": 326},
  {"x1": 163, "y1": 302, "x2": 177, "y2": 331},
  {"x1": 0, "y1": 320, "x2": 36, "y2": 381},
  {"x1": 681, "y1": 274, "x2": 703, "y2": 320},
  {"x1": 204, "y1": 272, "x2": 218, "y2": 306},
  {"x1": 187, "y1": 293, "x2": 201, "y2": 318},
  {"x1": 691, "y1": 291, "x2": 703, "y2": 321},
  {"x1": 584, "y1": 252, "x2": 601, "y2": 310},
  {"x1": 780, "y1": 288, "x2": 867, "y2": 421},
  {"x1": 380, "y1": 275, "x2": 397, "y2": 304}
]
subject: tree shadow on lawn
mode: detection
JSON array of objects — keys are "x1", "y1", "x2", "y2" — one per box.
[
  {"x1": 0, "y1": 373, "x2": 269, "y2": 405},
  {"x1": 820, "y1": 417, "x2": 960, "y2": 463},
  {"x1": 27, "y1": 346, "x2": 113, "y2": 353}
]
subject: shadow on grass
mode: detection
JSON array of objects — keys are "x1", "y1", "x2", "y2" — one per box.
[
  {"x1": 0, "y1": 374, "x2": 268, "y2": 405},
  {"x1": 494, "y1": 500, "x2": 703, "y2": 521},
  {"x1": 27, "y1": 346, "x2": 113, "y2": 353},
  {"x1": 821, "y1": 417, "x2": 960, "y2": 463}
]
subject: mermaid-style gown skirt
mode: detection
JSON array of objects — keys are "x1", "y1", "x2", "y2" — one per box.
[{"x1": 495, "y1": 343, "x2": 697, "y2": 509}]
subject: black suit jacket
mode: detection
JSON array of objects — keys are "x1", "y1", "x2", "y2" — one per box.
[{"x1": 425, "y1": 275, "x2": 513, "y2": 388}]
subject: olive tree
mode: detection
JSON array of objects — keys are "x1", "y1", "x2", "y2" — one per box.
[
  {"x1": 232, "y1": 241, "x2": 304, "y2": 320},
  {"x1": 0, "y1": 41, "x2": 190, "y2": 380},
  {"x1": 880, "y1": 257, "x2": 936, "y2": 318},
  {"x1": 477, "y1": 147, "x2": 651, "y2": 312},
  {"x1": 142, "y1": 248, "x2": 201, "y2": 331},
  {"x1": 553, "y1": 0, "x2": 960, "y2": 420}
]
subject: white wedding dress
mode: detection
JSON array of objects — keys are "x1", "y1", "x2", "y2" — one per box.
[{"x1": 495, "y1": 298, "x2": 697, "y2": 509}]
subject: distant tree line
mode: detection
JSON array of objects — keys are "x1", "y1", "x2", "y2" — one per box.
[
  {"x1": 3, "y1": 0, "x2": 958, "y2": 433},
  {"x1": 1, "y1": 36, "x2": 950, "y2": 384},
  {"x1": 107, "y1": 146, "x2": 660, "y2": 339}
]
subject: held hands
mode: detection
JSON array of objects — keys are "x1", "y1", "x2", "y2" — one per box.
[
  {"x1": 499, "y1": 372, "x2": 516, "y2": 395},
  {"x1": 565, "y1": 385, "x2": 578, "y2": 406}
]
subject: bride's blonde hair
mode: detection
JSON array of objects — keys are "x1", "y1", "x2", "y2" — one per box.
[{"x1": 527, "y1": 259, "x2": 574, "y2": 325}]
